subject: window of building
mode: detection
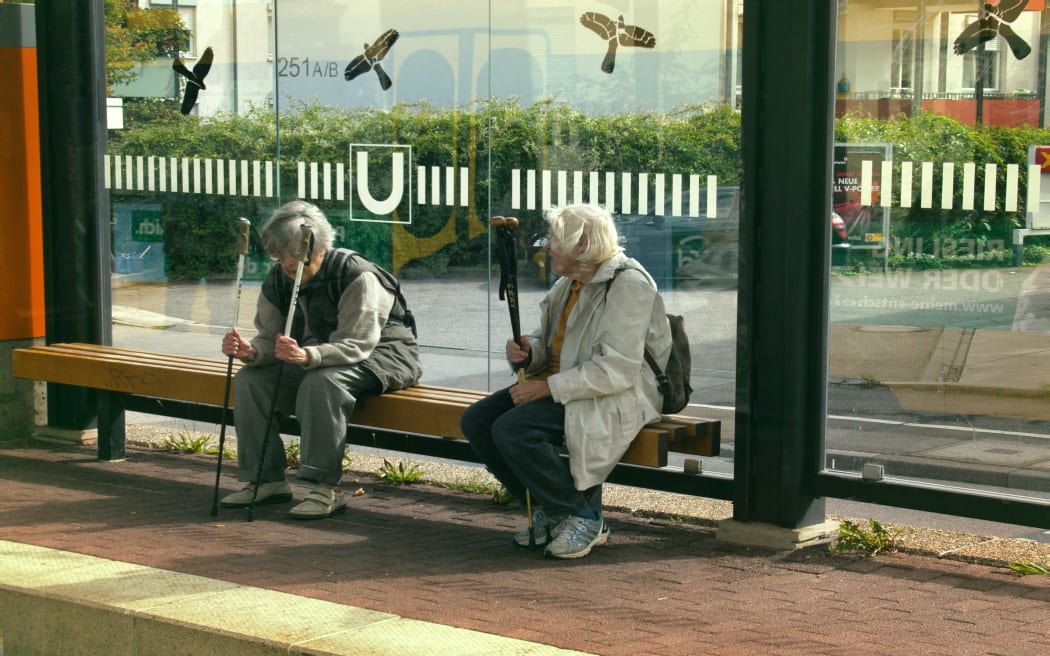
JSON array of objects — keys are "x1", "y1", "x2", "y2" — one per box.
[
  {"x1": 962, "y1": 30, "x2": 1001, "y2": 91},
  {"x1": 890, "y1": 27, "x2": 915, "y2": 93},
  {"x1": 177, "y1": 6, "x2": 196, "y2": 58}
]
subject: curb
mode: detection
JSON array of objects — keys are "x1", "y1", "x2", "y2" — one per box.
[{"x1": 0, "y1": 540, "x2": 593, "y2": 656}]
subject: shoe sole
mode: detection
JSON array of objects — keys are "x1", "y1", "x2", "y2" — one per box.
[
  {"x1": 220, "y1": 492, "x2": 293, "y2": 509},
  {"x1": 545, "y1": 527, "x2": 610, "y2": 560},
  {"x1": 288, "y1": 504, "x2": 347, "y2": 520}
]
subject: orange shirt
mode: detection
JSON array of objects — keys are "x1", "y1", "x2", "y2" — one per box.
[{"x1": 531, "y1": 280, "x2": 582, "y2": 380}]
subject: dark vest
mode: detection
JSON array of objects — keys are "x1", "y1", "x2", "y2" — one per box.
[{"x1": 260, "y1": 248, "x2": 420, "y2": 391}]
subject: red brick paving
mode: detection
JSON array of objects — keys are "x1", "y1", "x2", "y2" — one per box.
[{"x1": 2, "y1": 444, "x2": 1049, "y2": 656}]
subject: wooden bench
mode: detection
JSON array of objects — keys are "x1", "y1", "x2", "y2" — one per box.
[{"x1": 11, "y1": 342, "x2": 720, "y2": 474}]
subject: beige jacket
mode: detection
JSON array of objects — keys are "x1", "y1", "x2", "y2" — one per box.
[{"x1": 522, "y1": 253, "x2": 672, "y2": 489}]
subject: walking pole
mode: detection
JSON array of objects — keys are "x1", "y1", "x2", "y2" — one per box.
[
  {"x1": 490, "y1": 216, "x2": 539, "y2": 547},
  {"x1": 210, "y1": 217, "x2": 252, "y2": 516},
  {"x1": 247, "y1": 223, "x2": 314, "y2": 522}
]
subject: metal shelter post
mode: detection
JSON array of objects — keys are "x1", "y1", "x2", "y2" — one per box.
[
  {"x1": 720, "y1": 1, "x2": 839, "y2": 549},
  {"x1": 34, "y1": 1, "x2": 117, "y2": 457}
]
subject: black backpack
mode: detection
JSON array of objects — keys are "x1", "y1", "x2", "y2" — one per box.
[{"x1": 606, "y1": 268, "x2": 693, "y2": 414}]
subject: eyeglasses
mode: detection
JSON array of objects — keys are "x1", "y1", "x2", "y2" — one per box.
[{"x1": 269, "y1": 253, "x2": 303, "y2": 265}]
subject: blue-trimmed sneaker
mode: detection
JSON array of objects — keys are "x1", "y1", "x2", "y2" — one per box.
[
  {"x1": 544, "y1": 515, "x2": 610, "y2": 559},
  {"x1": 513, "y1": 509, "x2": 566, "y2": 548}
]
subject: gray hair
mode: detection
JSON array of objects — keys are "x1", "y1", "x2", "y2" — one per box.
[
  {"x1": 260, "y1": 200, "x2": 335, "y2": 260},
  {"x1": 544, "y1": 204, "x2": 623, "y2": 268}
]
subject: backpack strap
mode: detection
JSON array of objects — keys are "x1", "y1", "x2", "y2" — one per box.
[
  {"x1": 604, "y1": 267, "x2": 666, "y2": 381},
  {"x1": 334, "y1": 251, "x2": 417, "y2": 339}
]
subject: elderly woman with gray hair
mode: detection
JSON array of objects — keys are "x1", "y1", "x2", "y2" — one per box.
[
  {"x1": 462, "y1": 203, "x2": 672, "y2": 558},
  {"x1": 220, "y1": 200, "x2": 421, "y2": 519}
]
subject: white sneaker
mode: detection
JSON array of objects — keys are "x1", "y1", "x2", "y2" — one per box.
[{"x1": 220, "y1": 481, "x2": 293, "y2": 508}]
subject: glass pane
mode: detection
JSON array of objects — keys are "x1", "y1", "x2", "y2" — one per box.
[
  {"x1": 489, "y1": 2, "x2": 740, "y2": 476},
  {"x1": 108, "y1": 0, "x2": 278, "y2": 370},
  {"x1": 830, "y1": 1, "x2": 1050, "y2": 504},
  {"x1": 106, "y1": 0, "x2": 740, "y2": 474}
]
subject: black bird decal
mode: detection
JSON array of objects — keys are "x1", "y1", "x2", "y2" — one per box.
[
  {"x1": 345, "y1": 29, "x2": 399, "y2": 90},
  {"x1": 954, "y1": 0, "x2": 1030, "y2": 60},
  {"x1": 173, "y1": 46, "x2": 214, "y2": 115},
  {"x1": 580, "y1": 12, "x2": 655, "y2": 74}
]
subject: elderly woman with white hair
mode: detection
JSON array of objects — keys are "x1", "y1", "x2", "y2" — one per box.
[{"x1": 462, "y1": 203, "x2": 672, "y2": 559}]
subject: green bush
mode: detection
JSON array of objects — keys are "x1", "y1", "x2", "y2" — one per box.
[{"x1": 109, "y1": 101, "x2": 1050, "y2": 279}]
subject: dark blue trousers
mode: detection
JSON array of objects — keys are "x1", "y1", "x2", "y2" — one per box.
[{"x1": 461, "y1": 387, "x2": 601, "y2": 517}]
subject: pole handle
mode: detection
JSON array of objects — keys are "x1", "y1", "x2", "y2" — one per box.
[{"x1": 489, "y1": 216, "x2": 519, "y2": 229}]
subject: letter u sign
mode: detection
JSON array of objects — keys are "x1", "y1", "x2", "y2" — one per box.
[{"x1": 349, "y1": 144, "x2": 412, "y2": 221}]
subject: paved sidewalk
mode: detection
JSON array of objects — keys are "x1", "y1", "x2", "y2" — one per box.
[{"x1": 2, "y1": 443, "x2": 1050, "y2": 655}]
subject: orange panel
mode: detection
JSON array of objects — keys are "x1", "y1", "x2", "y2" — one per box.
[{"x1": 0, "y1": 45, "x2": 44, "y2": 340}]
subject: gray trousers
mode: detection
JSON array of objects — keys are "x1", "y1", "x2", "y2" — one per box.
[{"x1": 233, "y1": 363, "x2": 381, "y2": 486}]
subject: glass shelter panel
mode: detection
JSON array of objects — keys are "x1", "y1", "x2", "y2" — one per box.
[
  {"x1": 105, "y1": 0, "x2": 741, "y2": 474},
  {"x1": 828, "y1": 1, "x2": 1050, "y2": 504}
]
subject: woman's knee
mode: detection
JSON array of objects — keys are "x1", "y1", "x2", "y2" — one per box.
[
  {"x1": 234, "y1": 366, "x2": 268, "y2": 400},
  {"x1": 299, "y1": 369, "x2": 339, "y2": 394},
  {"x1": 489, "y1": 414, "x2": 529, "y2": 452},
  {"x1": 460, "y1": 403, "x2": 489, "y2": 442},
  {"x1": 461, "y1": 390, "x2": 512, "y2": 440}
]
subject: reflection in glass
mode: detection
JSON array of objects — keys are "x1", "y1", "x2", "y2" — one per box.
[{"x1": 830, "y1": 0, "x2": 1050, "y2": 505}]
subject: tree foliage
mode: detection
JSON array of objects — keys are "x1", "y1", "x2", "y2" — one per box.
[{"x1": 104, "y1": 0, "x2": 188, "y2": 94}]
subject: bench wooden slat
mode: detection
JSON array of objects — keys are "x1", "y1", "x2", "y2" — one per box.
[
  {"x1": 24, "y1": 342, "x2": 238, "y2": 372},
  {"x1": 13, "y1": 345, "x2": 233, "y2": 406},
  {"x1": 647, "y1": 421, "x2": 688, "y2": 442},
  {"x1": 384, "y1": 386, "x2": 486, "y2": 404},
  {"x1": 661, "y1": 414, "x2": 721, "y2": 457},
  {"x1": 620, "y1": 427, "x2": 668, "y2": 468},
  {"x1": 12, "y1": 343, "x2": 707, "y2": 469},
  {"x1": 352, "y1": 394, "x2": 468, "y2": 439}
]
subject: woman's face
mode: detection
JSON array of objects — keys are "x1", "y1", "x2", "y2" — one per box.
[
  {"x1": 276, "y1": 247, "x2": 325, "y2": 283},
  {"x1": 545, "y1": 233, "x2": 580, "y2": 278}
]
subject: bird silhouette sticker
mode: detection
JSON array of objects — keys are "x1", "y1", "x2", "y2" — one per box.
[
  {"x1": 579, "y1": 12, "x2": 655, "y2": 74},
  {"x1": 954, "y1": 0, "x2": 1030, "y2": 60},
  {"x1": 172, "y1": 46, "x2": 214, "y2": 115},
  {"x1": 345, "y1": 29, "x2": 399, "y2": 90}
]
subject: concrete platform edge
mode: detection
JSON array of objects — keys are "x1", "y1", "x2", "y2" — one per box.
[{"x1": 0, "y1": 540, "x2": 594, "y2": 656}]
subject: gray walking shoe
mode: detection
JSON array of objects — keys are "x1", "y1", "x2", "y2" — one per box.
[
  {"x1": 288, "y1": 485, "x2": 347, "y2": 520},
  {"x1": 544, "y1": 515, "x2": 610, "y2": 559},
  {"x1": 220, "y1": 480, "x2": 293, "y2": 508}
]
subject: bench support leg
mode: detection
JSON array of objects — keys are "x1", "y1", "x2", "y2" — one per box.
[{"x1": 96, "y1": 391, "x2": 126, "y2": 461}]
